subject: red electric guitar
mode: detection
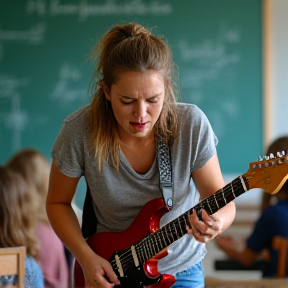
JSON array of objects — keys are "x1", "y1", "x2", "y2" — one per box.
[{"x1": 74, "y1": 152, "x2": 288, "y2": 288}]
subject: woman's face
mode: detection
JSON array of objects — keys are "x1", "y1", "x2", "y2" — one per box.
[{"x1": 104, "y1": 70, "x2": 165, "y2": 140}]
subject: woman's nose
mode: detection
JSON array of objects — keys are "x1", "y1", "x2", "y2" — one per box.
[{"x1": 134, "y1": 101, "x2": 146, "y2": 118}]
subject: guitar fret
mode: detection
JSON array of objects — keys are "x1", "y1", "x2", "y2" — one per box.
[
  {"x1": 183, "y1": 213, "x2": 188, "y2": 228},
  {"x1": 240, "y1": 175, "x2": 248, "y2": 191},
  {"x1": 171, "y1": 222, "x2": 177, "y2": 242},
  {"x1": 143, "y1": 239, "x2": 149, "y2": 260},
  {"x1": 140, "y1": 244, "x2": 145, "y2": 262},
  {"x1": 183, "y1": 213, "x2": 188, "y2": 233},
  {"x1": 177, "y1": 216, "x2": 184, "y2": 235},
  {"x1": 173, "y1": 220, "x2": 182, "y2": 239},
  {"x1": 222, "y1": 189, "x2": 227, "y2": 204},
  {"x1": 159, "y1": 233, "x2": 165, "y2": 252},
  {"x1": 206, "y1": 198, "x2": 213, "y2": 214},
  {"x1": 167, "y1": 223, "x2": 174, "y2": 244},
  {"x1": 214, "y1": 194, "x2": 220, "y2": 209},
  {"x1": 162, "y1": 227, "x2": 169, "y2": 248},
  {"x1": 135, "y1": 245, "x2": 142, "y2": 262},
  {"x1": 177, "y1": 217, "x2": 185, "y2": 238},
  {"x1": 180, "y1": 218, "x2": 186, "y2": 238},
  {"x1": 151, "y1": 235, "x2": 157, "y2": 256},
  {"x1": 148, "y1": 238, "x2": 154, "y2": 259},
  {"x1": 137, "y1": 241, "x2": 143, "y2": 262},
  {"x1": 135, "y1": 175, "x2": 251, "y2": 264},
  {"x1": 160, "y1": 229, "x2": 168, "y2": 248},
  {"x1": 165, "y1": 224, "x2": 172, "y2": 243},
  {"x1": 147, "y1": 237, "x2": 154, "y2": 259},
  {"x1": 217, "y1": 191, "x2": 228, "y2": 211},
  {"x1": 154, "y1": 233, "x2": 160, "y2": 253},
  {"x1": 231, "y1": 182, "x2": 236, "y2": 198},
  {"x1": 146, "y1": 236, "x2": 152, "y2": 258},
  {"x1": 173, "y1": 221, "x2": 179, "y2": 239},
  {"x1": 145, "y1": 237, "x2": 152, "y2": 259}
]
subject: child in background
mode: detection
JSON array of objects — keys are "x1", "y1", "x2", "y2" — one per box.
[
  {"x1": 216, "y1": 136, "x2": 288, "y2": 278},
  {"x1": 6, "y1": 148, "x2": 69, "y2": 288},
  {"x1": 0, "y1": 166, "x2": 44, "y2": 287}
]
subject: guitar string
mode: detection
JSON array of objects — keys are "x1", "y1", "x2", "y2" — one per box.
[
  {"x1": 134, "y1": 178, "x2": 245, "y2": 258},
  {"x1": 111, "y1": 178, "x2": 246, "y2": 268},
  {"x1": 112, "y1": 160, "x2": 288, "y2": 270},
  {"x1": 110, "y1": 178, "x2": 246, "y2": 269},
  {"x1": 112, "y1": 179, "x2": 246, "y2": 269},
  {"x1": 112, "y1": 159, "x2": 287, "y2": 274}
]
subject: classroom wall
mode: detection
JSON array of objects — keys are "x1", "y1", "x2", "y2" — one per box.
[
  {"x1": 234, "y1": 0, "x2": 288, "y2": 206},
  {"x1": 0, "y1": 0, "x2": 264, "y2": 176},
  {"x1": 271, "y1": 0, "x2": 288, "y2": 141},
  {"x1": 1, "y1": 0, "x2": 286, "y2": 208}
]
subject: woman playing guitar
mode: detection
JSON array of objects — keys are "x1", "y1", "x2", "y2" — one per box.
[{"x1": 46, "y1": 22, "x2": 236, "y2": 288}]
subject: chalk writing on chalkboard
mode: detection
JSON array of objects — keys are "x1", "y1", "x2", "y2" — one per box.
[
  {"x1": 180, "y1": 23, "x2": 241, "y2": 86},
  {"x1": 0, "y1": 75, "x2": 49, "y2": 151},
  {"x1": 0, "y1": 0, "x2": 263, "y2": 177},
  {"x1": 0, "y1": 75, "x2": 29, "y2": 150},
  {"x1": 0, "y1": 24, "x2": 46, "y2": 62},
  {"x1": 50, "y1": 63, "x2": 87, "y2": 103},
  {"x1": 179, "y1": 23, "x2": 241, "y2": 138},
  {"x1": 0, "y1": 23, "x2": 46, "y2": 44},
  {"x1": 26, "y1": 0, "x2": 173, "y2": 21}
]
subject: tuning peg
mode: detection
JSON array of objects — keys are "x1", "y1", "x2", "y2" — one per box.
[
  {"x1": 277, "y1": 151, "x2": 282, "y2": 157},
  {"x1": 270, "y1": 153, "x2": 275, "y2": 158},
  {"x1": 258, "y1": 156, "x2": 264, "y2": 161},
  {"x1": 282, "y1": 151, "x2": 286, "y2": 156},
  {"x1": 264, "y1": 155, "x2": 270, "y2": 160}
]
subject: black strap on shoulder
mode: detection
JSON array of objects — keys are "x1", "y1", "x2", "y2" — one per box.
[
  {"x1": 81, "y1": 181, "x2": 97, "y2": 239},
  {"x1": 157, "y1": 138, "x2": 173, "y2": 210}
]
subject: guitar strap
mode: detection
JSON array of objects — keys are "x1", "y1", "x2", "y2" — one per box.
[
  {"x1": 81, "y1": 138, "x2": 173, "y2": 239},
  {"x1": 81, "y1": 180, "x2": 97, "y2": 239},
  {"x1": 157, "y1": 138, "x2": 173, "y2": 210}
]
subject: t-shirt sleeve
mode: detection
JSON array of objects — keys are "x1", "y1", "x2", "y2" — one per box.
[
  {"x1": 51, "y1": 118, "x2": 84, "y2": 178},
  {"x1": 189, "y1": 106, "x2": 218, "y2": 172}
]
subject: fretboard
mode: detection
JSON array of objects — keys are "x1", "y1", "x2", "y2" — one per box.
[{"x1": 135, "y1": 175, "x2": 249, "y2": 262}]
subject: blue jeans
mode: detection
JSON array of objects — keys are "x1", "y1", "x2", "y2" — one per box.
[{"x1": 172, "y1": 262, "x2": 204, "y2": 288}]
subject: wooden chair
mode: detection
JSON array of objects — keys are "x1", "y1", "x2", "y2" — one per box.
[
  {"x1": 272, "y1": 235, "x2": 288, "y2": 278},
  {"x1": 0, "y1": 246, "x2": 26, "y2": 288}
]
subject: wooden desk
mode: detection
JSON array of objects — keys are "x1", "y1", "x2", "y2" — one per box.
[
  {"x1": 214, "y1": 259, "x2": 267, "y2": 272},
  {"x1": 205, "y1": 277, "x2": 288, "y2": 288}
]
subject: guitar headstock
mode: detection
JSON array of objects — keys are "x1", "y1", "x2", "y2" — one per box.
[{"x1": 244, "y1": 151, "x2": 288, "y2": 194}]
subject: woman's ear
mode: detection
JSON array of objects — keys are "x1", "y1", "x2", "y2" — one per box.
[{"x1": 102, "y1": 84, "x2": 111, "y2": 101}]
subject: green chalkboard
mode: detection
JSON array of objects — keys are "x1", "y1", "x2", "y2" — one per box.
[{"x1": 0, "y1": 0, "x2": 263, "y2": 207}]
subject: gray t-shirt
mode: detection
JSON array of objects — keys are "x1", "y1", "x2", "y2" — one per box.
[{"x1": 52, "y1": 103, "x2": 217, "y2": 275}]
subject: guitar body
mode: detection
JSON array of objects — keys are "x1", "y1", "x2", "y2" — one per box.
[
  {"x1": 74, "y1": 198, "x2": 176, "y2": 288},
  {"x1": 74, "y1": 151, "x2": 288, "y2": 287}
]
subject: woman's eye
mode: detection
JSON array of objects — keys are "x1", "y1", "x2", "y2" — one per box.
[
  {"x1": 147, "y1": 98, "x2": 158, "y2": 103},
  {"x1": 121, "y1": 100, "x2": 133, "y2": 105}
]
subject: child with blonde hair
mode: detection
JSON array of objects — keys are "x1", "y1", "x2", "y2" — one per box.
[
  {"x1": 0, "y1": 166, "x2": 44, "y2": 287},
  {"x1": 6, "y1": 148, "x2": 69, "y2": 288}
]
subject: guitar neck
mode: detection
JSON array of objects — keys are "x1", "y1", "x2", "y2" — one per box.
[{"x1": 135, "y1": 175, "x2": 249, "y2": 262}]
